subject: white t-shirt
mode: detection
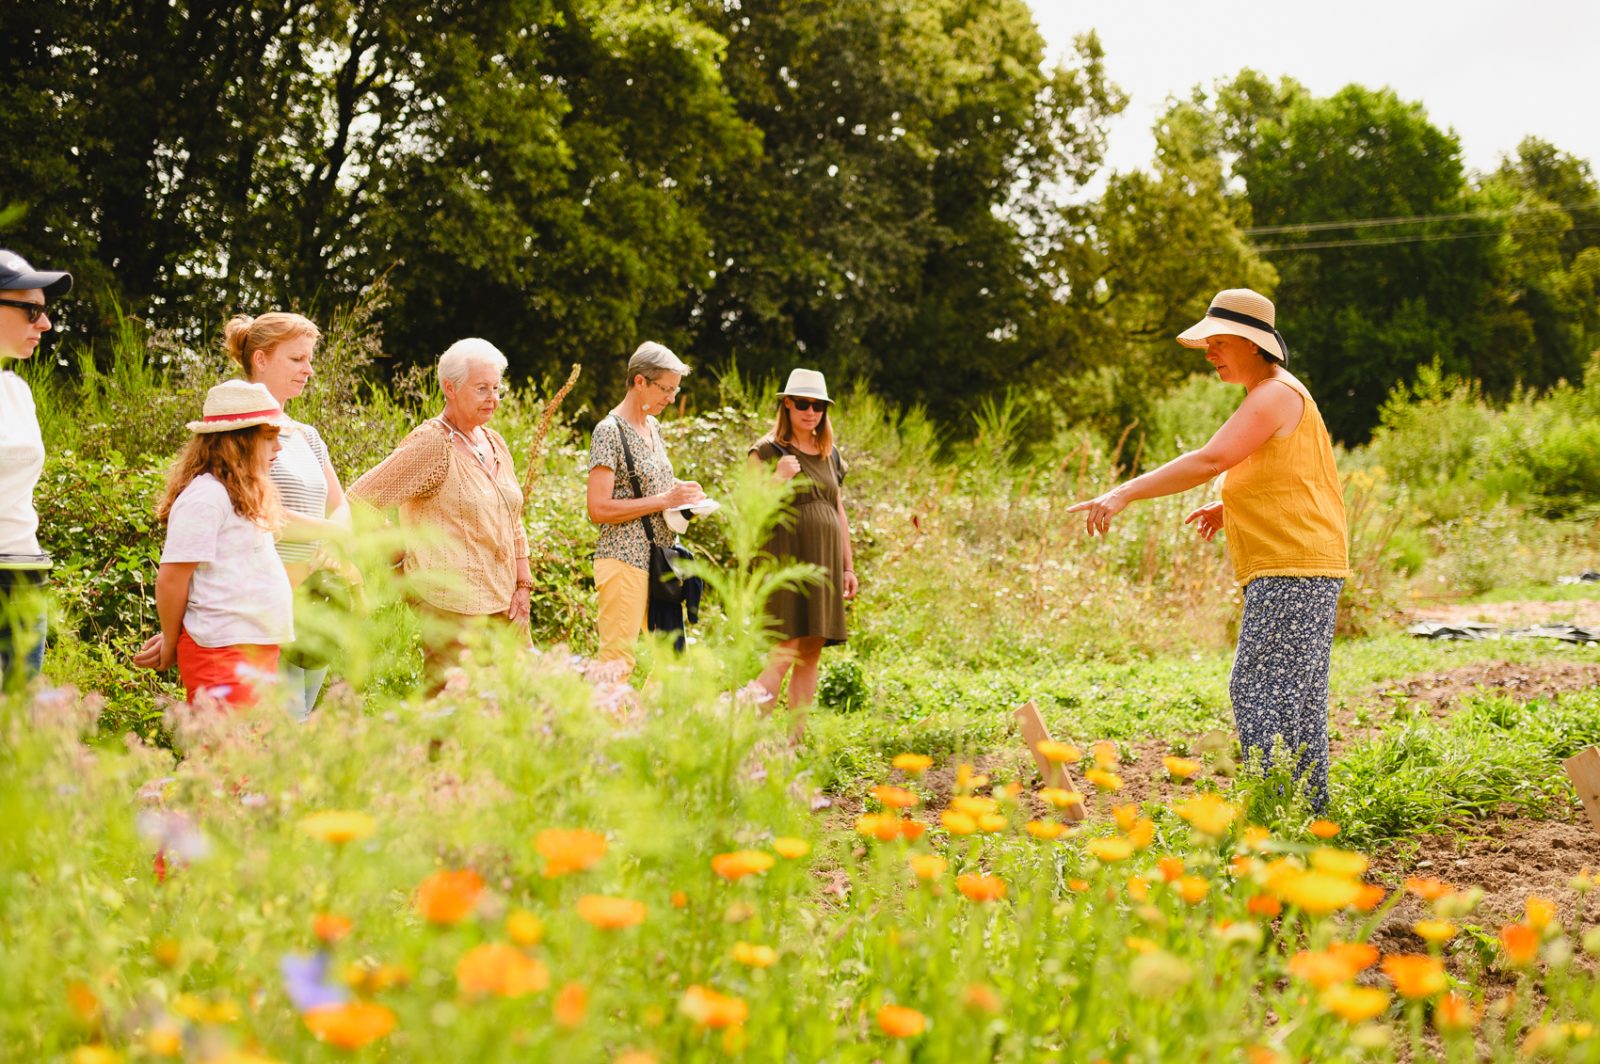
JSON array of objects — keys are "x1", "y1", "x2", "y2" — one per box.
[
  {"x1": 160, "y1": 474, "x2": 294, "y2": 647},
  {"x1": 0, "y1": 370, "x2": 46, "y2": 556},
  {"x1": 271, "y1": 420, "x2": 330, "y2": 564}
]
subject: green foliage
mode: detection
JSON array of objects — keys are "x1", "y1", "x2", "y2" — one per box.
[{"x1": 816, "y1": 656, "x2": 869, "y2": 714}]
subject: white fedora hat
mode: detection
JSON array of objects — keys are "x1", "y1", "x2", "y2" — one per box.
[
  {"x1": 1177, "y1": 288, "x2": 1289, "y2": 363},
  {"x1": 776, "y1": 368, "x2": 831, "y2": 404},
  {"x1": 186, "y1": 379, "x2": 290, "y2": 434}
]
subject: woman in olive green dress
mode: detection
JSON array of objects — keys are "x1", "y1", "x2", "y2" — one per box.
[{"x1": 748, "y1": 369, "x2": 857, "y2": 715}]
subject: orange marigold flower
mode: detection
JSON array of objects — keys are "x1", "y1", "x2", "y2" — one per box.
[
  {"x1": 949, "y1": 795, "x2": 999, "y2": 817},
  {"x1": 1320, "y1": 985, "x2": 1390, "y2": 1024},
  {"x1": 670, "y1": 891, "x2": 689, "y2": 909},
  {"x1": 1127, "y1": 817, "x2": 1156, "y2": 850},
  {"x1": 855, "y1": 813, "x2": 901, "y2": 841},
  {"x1": 1381, "y1": 954, "x2": 1447, "y2": 999},
  {"x1": 1274, "y1": 870, "x2": 1361, "y2": 915},
  {"x1": 1308, "y1": 819, "x2": 1341, "y2": 839},
  {"x1": 1247, "y1": 894, "x2": 1282, "y2": 918},
  {"x1": 1240, "y1": 825, "x2": 1273, "y2": 851},
  {"x1": 1499, "y1": 922, "x2": 1539, "y2": 967},
  {"x1": 1039, "y1": 788, "x2": 1084, "y2": 810},
  {"x1": 1434, "y1": 992, "x2": 1479, "y2": 1032},
  {"x1": 772, "y1": 837, "x2": 811, "y2": 859},
  {"x1": 297, "y1": 811, "x2": 377, "y2": 845},
  {"x1": 1289, "y1": 948, "x2": 1363, "y2": 989},
  {"x1": 1524, "y1": 896, "x2": 1556, "y2": 931},
  {"x1": 507, "y1": 909, "x2": 545, "y2": 947},
  {"x1": 553, "y1": 983, "x2": 588, "y2": 1028},
  {"x1": 1309, "y1": 848, "x2": 1368, "y2": 879},
  {"x1": 455, "y1": 943, "x2": 550, "y2": 997},
  {"x1": 876, "y1": 1004, "x2": 927, "y2": 1038},
  {"x1": 1087, "y1": 836, "x2": 1134, "y2": 863},
  {"x1": 1157, "y1": 856, "x2": 1185, "y2": 882},
  {"x1": 1067, "y1": 878, "x2": 1091, "y2": 892},
  {"x1": 1163, "y1": 756, "x2": 1202, "y2": 781},
  {"x1": 1083, "y1": 768, "x2": 1123, "y2": 792},
  {"x1": 1036, "y1": 740, "x2": 1082, "y2": 764},
  {"x1": 954, "y1": 764, "x2": 989, "y2": 792},
  {"x1": 576, "y1": 895, "x2": 647, "y2": 930},
  {"x1": 312, "y1": 913, "x2": 352, "y2": 945},
  {"x1": 892, "y1": 753, "x2": 933, "y2": 776},
  {"x1": 615, "y1": 1053, "x2": 658, "y2": 1064},
  {"x1": 976, "y1": 813, "x2": 1007, "y2": 833},
  {"x1": 731, "y1": 941, "x2": 779, "y2": 968},
  {"x1": 955, "y1": 874, "x2": 1008, "y2": 902},
  {"x1": 962, "y1": 984, "x2": 1002, "y2": 1013},
  {"x1": 303, "y1": 1001, "x2": 396, "y2": 1049},
  {"x1": 1350, "y1": 883, "x2": 1388, "y2": 912},
  {"x1": 909, "y1": 854, "x2": 948, "y2": 880},
  {"x1": 1175, "y1": 875, "x2": 1210, "y2": 904},
  {"x1": 1403, "y1": 876, "x2": 1455, "y2": 902},
  {"x1": 1413, "y1": 919, "x2": 1457, "y2": 945},
  {"x1": 415, "y1": 869, "x2": 485, "y2": 926},
  {"x1": 872, "y1": 785, "x2": 919, "y2": 809},
  {"x1": 1026, "y1": 820, "x2": 1067, "y2": 840},
  {"x1": 899, "y1": 818, "x2": 928, "y2": 841},
  {"x1": 1326, "y1": 943, "x2": 1379, "y2": 974},
  {"x1": 1092, "y1": 741, "x2": 1118, "y2": 769},
  {"x1": 679, "y1": 985, "x2": 748, "y2": 1029},
  {"x1": 1126, "y1": 875, "x2": 1150, "y2": 902},
  {"x1": 536, "y1": 829, "x2": 607, "y2": 878},
  {"x1": 1246, "y1": 1047, "x2": 1286, "y2": 1064},
  {"x1": 712, "y1": 850, "x2": 776, "y2": 879},
  {"x1": 941, "y1": 810, "x2": 978, "y2": 836},
  {"x1": 1175, "y1": 794, "x2": 1237, "y2": 837},
  {"x1": 1112, "y1": 804, "x2": 1139, "y2": 832}
]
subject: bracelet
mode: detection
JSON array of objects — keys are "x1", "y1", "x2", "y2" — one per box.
[{"x1": 515, "y1": 580, "x2": 534, "y2": 591}]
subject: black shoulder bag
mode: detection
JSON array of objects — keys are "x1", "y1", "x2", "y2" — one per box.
[{"x1": 612, "y1": 416, "x2": 691, "y2": 607}]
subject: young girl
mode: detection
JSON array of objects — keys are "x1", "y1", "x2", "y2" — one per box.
[{"x1": 133, "y1": 380, "x2": 295, "y2": 707}]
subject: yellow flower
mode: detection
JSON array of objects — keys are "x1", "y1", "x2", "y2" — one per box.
[
  {"x1": 172, "y1": 993, "x2": 240, "y2": 1024},
  {"x1": 1174, "y1": 794, "x2": 1237, "y2": 837},
  {"x1": 143, "y1": 1023, "x2": 182, "y2": 1058},
  {"x1": 954, "y1": 764, "x2": 989, "y2": 792},
  {"x1": 576, "y1": 895, "x2": 647, "y2": 930},
  {"x1": 909, "y1": 854, "x2": 948, "y2": 880},
  {"x1": 70, "y1": 1049, "x2": 121, "y2": 1064},
  {"x1": 712, "y1": 850, "x2": 775, "y2": 880},
  {"x1": 1125, "y1": 875, "x2": 1150, "y2": 901},
  {"x1": 875, "y1": 1004, "x2": 927, "y2": 1038},
  {"x1": 731, "y1": 941, "x2": 779, "y2": 968},
  {"x1": 1524, "y1": 896, "x2": 1556, "y2": 931},
  {"x1": 976, "y1": 812, "x2": 1008, "y2": 833},
  {"x1": 1087, "y1": 836, "x2": 1134, "y2": 862},
  {"x1": 892, "y1": 753, "x2": 933, "y2": 776},
  {"x1": 949, "y1": 795, "x2": 999, "y2": 817},
  {"x1": 1309, "y1": 847, "x2": 1369, "y2": 879},
  {"x1": 507, "y1": 909, "x2": 545, "y2": 947},
  {"x1": 1026, "y1": 820, "x2": 1067, "y2": 840},
  {"x1": 1038, "y1": 788, "x2": 1083, "y2": 809},
  {"x1": 297, "y1": 811, "x2": 376, "y2": 845},
  {"x1": 1092, "y1": 741, "x2": 1118, "y2": 769},
  {"x1": 536, "y1": 829, "x2": 608, "y2": 877},
  {"x1": 772, "y1": 837, "x2": 811, "y2": 859},
  {"x1": 1163, "y1": 756, "x2": 1202, "y2": 781},
  {"x1": 1175, "y1": 875, "x2": 1210, "y2": 904},
  {"x1": 1083, "y1": 768, "x2": 1123, "y2": 792},
  {"x1": 940, "y1": 810, "x2": 978, "y2": 836},
  {"x1": 1126, "y1": 817, "x2": 1156, "y2": 850},
  {"x1": 1321, "y1": 985, "x2": 1390, "y2": 1023},
  {"x1": 1413, "y1": 919, "x2": 1457, "y2": 945},
  {"x1": 1036, "y1": 740, "x2": 1082, "y2": 764},
  {"x1": 1275, "y1": 870, "x2": 1362, "y2": 915}
]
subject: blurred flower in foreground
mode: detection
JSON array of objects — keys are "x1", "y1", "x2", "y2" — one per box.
[
  {"x1": 303, "y1": 1001, "x2": 396, "y2": 1049},
  {"x1": 679, "y1": 985, "x2": 748, "y2": 1029},
  {"x1": 731, "y1": 942, "x2": 779, "y2": 968},
  {"x1": 1308, "y1": 819, "x2": 1340, "y2": 839},
  {"x1": 712, "y1": 850, "x2": 776, "y2": 880},
  {"x1": 456, "y1": 943, "x2": 550, "y2": 997},
  {"x1": 910, "y1": 854, "x2": 947, "y2": 880},
  {"x1": 577, "y1": 895, "x2": 647, "y2": 929},
  {"x1": 281, "y1": 952, "x2": 349, "y2": 1011},
  {"x1": 876, "y1": 1004, "x2": 927, "y2": 1038},
  {"x1": 507, "y1": 909, "x2": 545, "y2": 947},
  {"x1": 536, "y1": 829, "x2": 608, "y2": 877},
  {"x1": 1499, "y1": 923, "x2": 1539, "y2": 967},
  {"x1": 955, "y1": 874, "x2": 1007, "y2": 902},
  {"x1": 1381, "y1": 954, "x2": 1447, "y2": 999},
  {"x1": 892, "y1": 753, "x2": 932, "y2": 776},
  {"x1": 136, "y1": 810, "x2": 211, "y2": 863},
  {"x1": 772, "y1": 836, "x2": 811, "y2": 859},
  {"x1": 554, "y1": 983, "x2": 588, "y2": 1027},
  {"x1": 872, "y1": 785, "x2": 919, "y2": 809},
  {"x1": 1174, "y1": 794, "x2": 1237, "y2": 837},
  {"x1": 1321, "y1": 984, "x2": 1390, "y2": 1023},
  {"x1": 296, "y1": 811, "x2": 376, "y2": 845},
  {"x1": 312, "y1": 913, "x2": 352, "y2": 945},
  {"x1": 1163, "y1": 756, "x2": 1201, "y2": 781},
  {"x1": 414, "y1": 869, "x2": 485, "y2": 925}
]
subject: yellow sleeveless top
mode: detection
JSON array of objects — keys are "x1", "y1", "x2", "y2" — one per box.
[{"x1": 1220, "y1": 377, "x2": 1350, "y2": 587}]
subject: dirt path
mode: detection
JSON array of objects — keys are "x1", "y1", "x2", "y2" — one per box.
[{"x1": 1404, "y1": 597, "x2": 1600, "y2": 627}]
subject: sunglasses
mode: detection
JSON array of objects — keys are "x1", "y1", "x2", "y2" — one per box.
[
  {"x1": 0, "y1": 298, "x2": 48, "y2": 324},
  {"x1": 787, "y1": 398, "x2": 829, "y2": 413}
]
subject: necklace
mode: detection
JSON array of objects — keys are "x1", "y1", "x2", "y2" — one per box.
[{"x1": 440, "y1": 414, "x2": 493, "y2": 469}]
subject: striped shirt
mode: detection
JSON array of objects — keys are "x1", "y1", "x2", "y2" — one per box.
[{"x1": 271, "y1": 420, "x2": 330, "y2": 563}]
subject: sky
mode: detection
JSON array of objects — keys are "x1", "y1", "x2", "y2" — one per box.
[{"x1": 1029, "y1": 0, "x2": 1600, "y2": 178}]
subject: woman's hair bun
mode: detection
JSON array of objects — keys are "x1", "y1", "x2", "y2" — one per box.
[{"x1": 223, "y1": 314, "x2": 257, "y2": 370}]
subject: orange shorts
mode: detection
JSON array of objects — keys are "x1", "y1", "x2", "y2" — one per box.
[{"x1": 176, "y1": 629, "x2": 280, "y2": 707}]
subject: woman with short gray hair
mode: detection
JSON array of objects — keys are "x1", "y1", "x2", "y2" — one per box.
[
  {"x1": 350, "y1": 338, "x2": 531, "y2": 679},
  {"x1": 585, "y1": 341, "x2": 703, "y2": 676}
]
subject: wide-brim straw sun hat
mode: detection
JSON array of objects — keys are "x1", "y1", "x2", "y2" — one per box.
[
  {"x1": 1177, "y1": 288, "x2": 1289, "y2": 363},
  {"x1": 186, "y1": 379, "x2": 290, "y2": 434},
  {"x1": 777, "y1": 368, "x2": 831, "y2": 404}
]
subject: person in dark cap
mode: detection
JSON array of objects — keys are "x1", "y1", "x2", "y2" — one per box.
[{"x1": 0, "y1": 250, "x2": 72, "y2": 688}]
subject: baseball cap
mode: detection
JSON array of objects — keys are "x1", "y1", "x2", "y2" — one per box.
[{"x1": 0, "y1": 249, "x2": 72, "y2": 298}]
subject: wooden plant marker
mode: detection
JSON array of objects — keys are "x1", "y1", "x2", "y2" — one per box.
[
  {"x1": 1564, "y1": 747, "x2": 1600, "y2": 835},
  {"x1": 1014, "y1": 700, "x2": 1087, "y2": 823}
]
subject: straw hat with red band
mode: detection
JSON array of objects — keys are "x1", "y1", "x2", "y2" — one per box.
[
  {"x1": 185, "y1": 379, "x2": 290, "y2": 434},
  {"x1": 1177, "y1": 288, "x2": 1290, "y2": 364}
]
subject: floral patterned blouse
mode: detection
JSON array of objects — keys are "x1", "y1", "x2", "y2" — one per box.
[{"x1": 588, "y1": 414, "x2": 676, "y2": 571}]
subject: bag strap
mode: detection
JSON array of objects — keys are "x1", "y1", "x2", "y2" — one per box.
[{"x1": 611, "y1": 415, "x2": 660, "y2": 549}]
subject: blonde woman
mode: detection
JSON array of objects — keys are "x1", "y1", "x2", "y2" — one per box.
[
  {"x1": 132, "y1": 381, "x2": 295, "y2": 708},
  {"x1": 585, "y1": 342, "x2": 704, "y2": 676},
  {"x1": 224, "y1": 312, "x2": 348, "y2": 719},
  {"x1": 748, "y1": 369, "x2": 857, "y2": 715},
  {"x1": 0, "y1": 250, "x2": 71, "y2": 688},
  {"x1": 349, "y1": 339, "x2": 531, "y2": 679}
]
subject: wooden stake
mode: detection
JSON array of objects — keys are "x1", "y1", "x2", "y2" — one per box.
[
  {"x1": 1014, "y1": 700, "x2": 1087, "y2": 823},
  {"x1": 1564, "y1": 747, "x2": 1600, "y2": 834}
]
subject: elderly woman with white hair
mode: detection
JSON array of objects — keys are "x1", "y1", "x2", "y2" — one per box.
[
  {"x1": 350, "y1": 338, "x2": 531, "y2": 676},
  {"x1": 585, "y1": 341, "x2": 704, "y2": 676}
]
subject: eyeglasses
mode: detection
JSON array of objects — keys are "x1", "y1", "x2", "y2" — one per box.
[
  {"x1": 648, "y1": 379, "x2": 680, "y2": 399},
  {"x1": 470, "y1": 383, "x2": 508, "y2": 400},
  {"x1": 787, "y1": 398, "x2": 829, "y2": 413},
  {"x1": 0, "y1": 299, "x2": 48, "y2": 324}
]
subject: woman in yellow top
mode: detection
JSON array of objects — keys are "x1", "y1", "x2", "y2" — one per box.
[
  {"x1": 1069, "y1": 289, "x2": 1348, "y2": 809},
  {"x1": 349, "y1": 338, "x2": 532, "y2": 679}
]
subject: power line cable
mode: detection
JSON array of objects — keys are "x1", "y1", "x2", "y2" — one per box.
[
  {"x1": 1253, "y1": 220, "x2": 1600, "y2": 254},
  {"x1": 1241, "y1": 200, "x2": 1600, "y2": 237}
]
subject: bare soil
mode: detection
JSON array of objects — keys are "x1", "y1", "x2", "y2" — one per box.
[{"x1": 1404, "y1": 598, "x2": 1600, "y2": 627}]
